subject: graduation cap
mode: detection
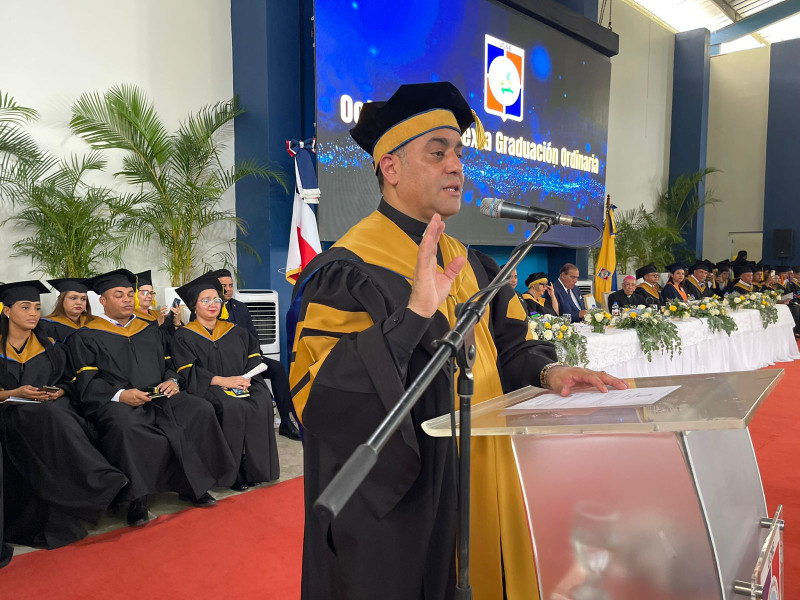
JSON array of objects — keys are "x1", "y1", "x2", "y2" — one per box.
[
  {"x1": 0, "y1": 280, "x2": 50, "y2": 306},
  {"x1": 635, "y1": 263, "x2": 658, "y2": 279},
  {"x1": 47, "y1": 278, "x2": 89, "y2": 294},
  {"x1": 135, "y1": 270, "x2": 153, "y2": 288},
  {"x1": 84, "y1": 269, "x2": 136, "y2": 295},
  {"x1": 525, "y1": 272, "x2": 548, "y2": 287},
  {"x1": 777, "y1": 265, "x2": 792, "y2": 274},
  {"x1": 350, "y1": 82, "x2": 479, "y2": 173},
  {"x1": 733, "y1": 263, "x2": 754, "y2": 277},
  {"x1": 175, "y1": 273, "x2": 224, "y2": 311},
  {"x1": 715, "y1": 259, "x2": 732, "y2": 271},
  {"x1": 666, "y1": 262, "x2": 687, "y2": 274}
]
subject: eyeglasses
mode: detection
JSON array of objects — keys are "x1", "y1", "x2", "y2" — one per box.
[
  {"x1": 198, "y1": 298, "x2": 223, "y2": 305},
  {"x1": 139, "y1": 290, "x2": 155, "y2": 297}
]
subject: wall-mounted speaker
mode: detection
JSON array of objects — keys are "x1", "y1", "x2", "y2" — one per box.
[{"x1": 773, "y1": 229, "x2": 793, "y2": 258}]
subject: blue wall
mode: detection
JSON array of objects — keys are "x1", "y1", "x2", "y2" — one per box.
[
  {"x1": 762, "y1": 38, "x2": 800, "y2": 265},
  {"x1": 668, "y1": 28, "x2": 711, "y2": 255}
]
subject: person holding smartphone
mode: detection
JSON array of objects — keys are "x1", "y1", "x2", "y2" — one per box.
[
  {"x1": 0, "y1": 280, "x2": 128, "y2": 548},
  {"x1": 132, "y1": 270, "x2": 183, "y2": 333},
  {"x1": 171, "y1": 274, "x2": 279, "y2": 491}
]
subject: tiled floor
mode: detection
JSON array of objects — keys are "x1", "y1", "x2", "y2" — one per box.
[{"x1": 11, "y1": 427, "x2": 304, "y2": 557}]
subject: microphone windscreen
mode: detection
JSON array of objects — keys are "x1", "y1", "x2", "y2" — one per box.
[{"x1": 479, "y1": 198, "x2": 502, "y2": 217}]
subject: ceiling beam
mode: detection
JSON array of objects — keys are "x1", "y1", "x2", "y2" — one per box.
[
  {"x1": 710, "y1": 0, "x2": 800, "y2": 45},
  {"x1": 709, "y1": 0, "x2": 740, "y2": 23}
]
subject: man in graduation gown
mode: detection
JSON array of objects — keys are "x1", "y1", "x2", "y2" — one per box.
[
  {"x1": 633, "y1": 263, "x2": 662, "y2": 307},
  {"x1": 607, "y1": 275, "x2": 640, "y2": 308},
  {"x1": 67, "y1": 269, "x2": 237, "y2": 526},
  {"x1": 172, "y1": 274, "x2": 279, "y2": 491},
  {"x1": 208, "y1": 268, "x2": 301, "y2": 441},
  {"x1": 683, "y1": 261, "x2": 714, "y2": 300},
  {"x1": 0, "y1": 281, "x2": 128, "y2": 548},
  {"x1": 289, "y1": 82, "x2": 627, "y2": 600},
  {"x1": 731, "y1": 263, "x2": 756, "y2": 294},
  {"x1": 710, "y1": 260, "x2": 732, "y2": 296}
]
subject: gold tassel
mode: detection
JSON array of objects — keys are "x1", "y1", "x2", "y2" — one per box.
[
  {"x1": 471, "y1": 109, "x2": 487, "y2": 151},
  {"x1": 134, "y1": 288, "x2": 140, "y2": 309},
  {"x1": 221, "y1": 302, "x2": 229, "y2": 320}
]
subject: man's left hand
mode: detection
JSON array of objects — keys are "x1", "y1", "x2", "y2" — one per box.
[
  {"x1": 545, "y1": 366, "x2": 628, "y2": 397},
  {"x1": 157, "y1": 380, "x2": 180, "y2": 398}
]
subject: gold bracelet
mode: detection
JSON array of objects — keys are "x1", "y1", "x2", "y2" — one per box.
[{"x1": 540, "y1": 362, "x2": 568, "y2": 389}]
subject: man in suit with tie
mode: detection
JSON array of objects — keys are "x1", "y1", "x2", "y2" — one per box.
[{"x1": 553, "y1": 263, "x2": 587, "y2": 322}]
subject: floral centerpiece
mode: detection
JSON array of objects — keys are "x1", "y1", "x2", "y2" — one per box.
[
  {"x1": 583, "y1": 307, "x2": 613, "y2": 334},
  {"x1": 615, "y1": 305, "x2": 681, "y2": 362},
  {"x1": 726, "y1": 292, "x2": 779, "y2": 329},
  {"x1": 529, "y1": 314, "x2": 589, "y2": 367},
  {"x1": 691, "y1": 298, "x2": 738, "y2": 336},
  {"x1": 662, "y1": 299, "x2": 693, "y2": 320}
]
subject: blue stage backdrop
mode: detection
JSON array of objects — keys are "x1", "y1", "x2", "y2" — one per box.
[{"x1": 314, "y1": 0, "x2": 611, "y2": 247}]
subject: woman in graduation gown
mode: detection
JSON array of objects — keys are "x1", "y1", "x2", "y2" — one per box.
[
  {"x1": 520, "y1": 272, "x2": 559, "y2": 316},
  {"x1": 660, "y1": 263, "x2": 689, "y2": 303},
  {"x1": 133, "y1": 270, "x2": 183, "y2": 336},
  {"x1": 39, "y1": 278, "x2": 93, "y2": 342},
  {"x1": 0, "y1": 281, "x2": 128, "y2": 549},
  {"x1": 171, "y1": 274, "x2": 279, "y2": 490}
]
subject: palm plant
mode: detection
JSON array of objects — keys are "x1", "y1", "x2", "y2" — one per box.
[
  {"x1": 70, "y1": 84, "x2": 287, "y2": 286},
  {"x1": 3, "y1": 152, "x2": 128, "y2": 278},
  {"x1": 0, "y1": 91, "x2": 41, "y2": 195}
]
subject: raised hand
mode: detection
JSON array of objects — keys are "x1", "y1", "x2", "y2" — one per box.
[{"x1": 407, "y1": 213, "x2": 466, "y2": 318}]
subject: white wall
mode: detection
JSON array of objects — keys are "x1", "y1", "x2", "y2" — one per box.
[
  {"x1": 605, "y1": 0, "x2": 675, "y2": 214},
  {"x1": 0, "y1": 0, "x2": 234, "y2": 302},
  {"x1": 704, "y1": 46, "x2": 770, "y2": 262}
]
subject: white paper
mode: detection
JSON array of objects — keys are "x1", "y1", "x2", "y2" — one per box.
[
  {"x1": 242, "y1": 362, "x2": 268, "y2": 379},
  {"x1": 3, "y1": 396, "x2": 40, "y2": 404},
  {"x1": 505, "y1": 385, "x2": 681, "y2": 411}
]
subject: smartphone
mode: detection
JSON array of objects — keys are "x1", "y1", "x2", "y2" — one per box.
[
  {"x1": 39, "y1": 385, "x2": 60, "y2": 393},
  {"x1": 171, "y1": 297, "x2": 181, "y2": 308}
]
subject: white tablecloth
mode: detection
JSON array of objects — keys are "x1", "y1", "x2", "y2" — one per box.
[{"x1": 577, "y1": 304, "x2": 800, "y2": 378}]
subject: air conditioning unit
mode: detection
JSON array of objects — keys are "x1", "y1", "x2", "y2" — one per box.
[
  {"x1": 576, "y1": 279, "x2": 593, "y2": 297},
  {"x1": 235, "y1": 289, "x2": 280, "y2": 361}
]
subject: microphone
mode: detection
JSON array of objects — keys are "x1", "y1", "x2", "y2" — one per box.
[{"x1": 479, "y1": 198, "x2": 593, "y2": 228}]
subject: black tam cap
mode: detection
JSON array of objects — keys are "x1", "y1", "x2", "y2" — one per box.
[
  {"x1": 635, "y1": 263, "x2": 658, "y2": 279},
  {"x1": 0, "y1": 280, "x2": 50, "y2": 306},
  {"x1": 525, "y1": 272, "x2": 548, "y2": 287},
  {"x1": 666, "y1": 262, "x2": 687, "y2": 274},
  {"x1": 176, "y1": 274, "x2": 223, "y2": 311},
  {"x1": 715, "y1": 259, "x2": 732, "y2": 271},
  {"x1": 734, "y1": 263, "x2": 754, "y2": 277},
  {"x1": 688, "y1": 261, "x2": 708, "y2": 274},
  {"x1": 135, "y1": 270, "x2": 153, "y2": 288},
  {"x1": 85, "y1": 269, "x2": 136, "y2": 295},
  {"x1": 47, "y1": 278, "x2": 89, "y2": 294},
  {"x1": 777, "y1": 265, "x2": 791, "y2": 274},
  {"x1": 350, "y1": 82, "x2": 477, "y2": 173}
]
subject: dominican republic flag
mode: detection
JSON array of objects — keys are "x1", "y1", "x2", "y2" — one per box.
[
  {"x1": 285, "y1": 138, "x2": 322, "y2": 284},
  {"x1": 484, "y1": 34, "x2": 524, "y2": 122}
]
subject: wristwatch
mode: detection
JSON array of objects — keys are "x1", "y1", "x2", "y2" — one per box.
[{"x1": 540, "y1": 362, "x2": 568, "y2": 388}]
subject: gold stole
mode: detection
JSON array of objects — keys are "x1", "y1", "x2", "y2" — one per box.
[
  {"x1": 334, "y1": 210, "x2": 539, "y2": 600},
  {"x1": 637, "y1": 282, "x2": 660, "y2": 299},
  {"x1": 3, "y1": 332, "x2": 47, "y2": 363}
]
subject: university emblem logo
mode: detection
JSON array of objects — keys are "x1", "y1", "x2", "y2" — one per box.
[
  {"x1": 484, "y1": 34, "x2": 524, "y2": 122},
  {"x1": 598, "y1": 268, "x2": 611, "y2": 281}
]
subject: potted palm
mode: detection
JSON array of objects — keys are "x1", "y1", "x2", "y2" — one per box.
[
  {"x1": 69, "y1": 84, "x2": 286, "y2": 287},
  {"x1": 0, "y1": 91, "x2": 41, "y2": 195}
]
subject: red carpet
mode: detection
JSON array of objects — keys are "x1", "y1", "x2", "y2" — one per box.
[
  {"x1": 1, "y1": 355, "x2": 798, "y2": 599},
  {"x1": 0, "y1": 477, "x2": 304, "y2": 599},
  {"x1": 749, "y1": 353, "x2": 800, "y2": 597}
]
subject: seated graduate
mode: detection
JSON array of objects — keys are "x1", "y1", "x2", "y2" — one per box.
[
  {"x1": 752, "y1": 262, "x2": 768, "y2": 291},
  {"x1": 731, "y1": 262, "x2": 756, "y2": 294},
  {"x1": 172, "y1": 274, "x2": 279, "y2": 491},
  {"x1": 634, "y1": 263, "x2": 662, "y2": 307},
  {"x1": 660, "y1": 263, "x2": 689, "y2": 302},
  {"x1": 207, "y1": 267, "x2": 301, "y2": 441},
  {"x1": 0, "y1": 281, "x2": 128, "y2": 548},
  {"x1": 39, "y1": 278, "x2": 93, "y2": 342},
  {"x1": 132, "y1": 270, "x2": 183, "y2": 333},
  {"x1": 607, "y1": 275, "x2": 640, "y2": 308},
  {"x1": 711, "y1": 260, "x2": 732, "y2": 296},
  {"x1": 67, "y1": 269, "x2": 237, "y2": 527},
  {"x1": 520, "y1": 272, "x2": 559, "y2": 316},
  {"x1": 683, "y1": 260, "x2": 714, "y2": 300}
]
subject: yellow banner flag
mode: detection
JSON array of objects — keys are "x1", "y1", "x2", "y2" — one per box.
[{"x1": 594, "y1": 196, "x2": 616, "y2": 305}]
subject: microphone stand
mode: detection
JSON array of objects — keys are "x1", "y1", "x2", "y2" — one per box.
[{"x1": 313, "y1": 218, "x2": 553, "y2": 598}]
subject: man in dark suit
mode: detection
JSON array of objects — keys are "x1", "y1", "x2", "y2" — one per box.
[
  {"x1": 553, "y1": 263, "x2": 587, "y2": 322},
  {"x1": 211, "y1": 269, "x2": 301, "y2": 440}
]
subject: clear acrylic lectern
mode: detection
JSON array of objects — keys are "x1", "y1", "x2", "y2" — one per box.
[{"x1": 422, "y1": 370, "x2": 785, "y2": 600}]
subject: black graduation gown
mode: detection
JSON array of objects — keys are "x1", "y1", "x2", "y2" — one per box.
[
  {"x1": 172, "y1": 321, "x2": 279, "y2": 483},
  {"x1": 520, "y1": 292, "x2": 557, "y2": 316},
  {"x1": 0, "y1": 446, "x2": 13, "y2": 568},
  {"x1": 38, "y1": 315, "x2": 89, "y2": 343},
  {"x1": 683, "y1": 276, "x2": 713, "y2": 300},
  {"x1": 634, "y1": 282, "x2": 663, "y2": 307},
  {"x1": 660, "y1": 282, "x2": 688, "y2": 303},
  {"x1": 607, "y1": 289, "x2": 639, "y2": 309},
  {"x1": 732, "y1": 281, "x2": 755, "y2": 294},
  {"x1": 0, "y1": 332, "x2": 128, "y2": 548},
  {"x1": 67, "y1": 316, "x2": 237, "y2": 499},
  {"x1": 289, "y1": 201, "x2": 557, "y2": 600}
]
